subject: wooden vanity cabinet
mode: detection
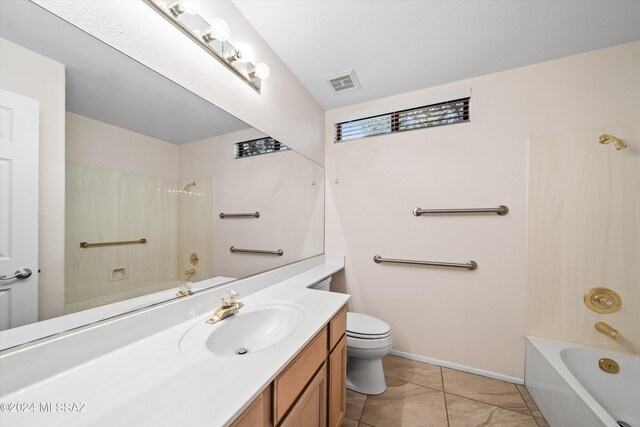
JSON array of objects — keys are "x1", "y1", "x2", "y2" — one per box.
[{"x1": 230, "y1": 304, "x2": 347, "y2": 427}]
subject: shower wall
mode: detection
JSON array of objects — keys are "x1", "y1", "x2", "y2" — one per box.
[
  {"x1": 65, "y1": 162, "x2": 180, "y2": 312},
  {"x1": 65, "y1": 112, "x2": 192, "y2": 313},
  {"x1": 527, "y1": 123, "x2": 640, "y2": 353},
  {"x1": 177, "y1": 177, "x2": 214, "y2": 283}
]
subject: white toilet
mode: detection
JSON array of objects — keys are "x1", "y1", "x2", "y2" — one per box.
[{"x1": 310, "y1": 278, "x2": 393, "y2": 395}]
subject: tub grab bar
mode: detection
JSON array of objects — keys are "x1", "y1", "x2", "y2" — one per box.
[
  {"x1": 230, "y1": 246, "x2": 283, "y2": 256},
  {"x1": 219, "y1": 212, "x2": 260, "y2": 218}
]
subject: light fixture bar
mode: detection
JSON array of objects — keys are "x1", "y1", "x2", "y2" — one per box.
[{"x1": 145, "y1": 0, "x2": 263, "y2": 92}]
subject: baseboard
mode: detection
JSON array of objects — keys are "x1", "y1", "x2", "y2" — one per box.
[{"x1": 389, "y1": 349, "x2": 524, "y2": 385}]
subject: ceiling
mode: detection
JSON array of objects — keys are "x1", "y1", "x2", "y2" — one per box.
[
  {"x1": 1, "y1": 0, "x2": 250, "y2": 145},
  {"x1": 232, "y1": 0, "x2": 640, "y2": 110}
]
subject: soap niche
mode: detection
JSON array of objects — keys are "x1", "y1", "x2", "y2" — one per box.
[{"x1": 108, "y1": 267, "x2": 129, "y2": 282}]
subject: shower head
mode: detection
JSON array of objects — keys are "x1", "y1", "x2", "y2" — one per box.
[
  {"x1": 599, "y1": 134, "x2": 627, "y2": 150},
  {"x1": 184, "y1": 181, "x2": 196, "y2": 191}
]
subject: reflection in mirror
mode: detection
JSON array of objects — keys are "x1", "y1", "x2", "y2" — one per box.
[{"x1": 0, "y1": 0, "x2": 323, "y2": 347}]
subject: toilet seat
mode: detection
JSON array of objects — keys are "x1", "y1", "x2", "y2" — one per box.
[
  {"x1": 346, "y1": 313, "x2": 390, "y2": 337},
  {"x1": 346, "y1": 330, "x2": 392, "y2": 340}
]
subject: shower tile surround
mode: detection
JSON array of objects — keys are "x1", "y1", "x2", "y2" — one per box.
[
  {"x1": 64, "y1": 162, "x2": 217, "y2": 312},
  {"x1": 527, "y1": 123, "x2": 640, "y2": 353},
  {"x1": 342, "y1": 355, "x2": 548, "y2": 427},
  {"x1": 65, "y1": 163, "x2": 184, "y2": 307}
]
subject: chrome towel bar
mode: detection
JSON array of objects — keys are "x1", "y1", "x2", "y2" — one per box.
[
  {"x1": 373, "y1": 255, "x2": 477, "y2": 270},
  {"x1": 219, "y1": 212, "x2": 260, "y2": 218},
  {"x1": 413, "y1": 205, "x2": 508, "y2": 216},
  {"x1": 230, "y1": 246, "x2": 283, "y2": 256},
  {"x1": 80, "y1": 238, "x2": 147, "y2": 248}
]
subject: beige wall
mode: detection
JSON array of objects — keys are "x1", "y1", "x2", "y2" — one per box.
[
  {"x1": 66, "y1": 112, "x2": 179, "y2": 181},
  {"x1": 179, "y1": 129, "x2": 325, "y2": 279},
  {"x1": 325, "y1": 41, "x2": 640, "y2": 379},
  {"x1": 0, "y1": 38, "x2": 66, "y2": 320},
  {"x1": 33, "y1": 0, "x2": 325, "y2": 165},
  {"x1": 528, "y1": 124, "x2": 639, "y2": 354}
]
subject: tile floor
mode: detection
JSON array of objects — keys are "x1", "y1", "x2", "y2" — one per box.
[{"x1": 342, "y1": 355, "x2": 549, "y2": 427}]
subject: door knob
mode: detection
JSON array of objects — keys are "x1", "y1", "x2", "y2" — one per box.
[{"x1": 0, "y1": 268, "x2": 33, "y2": 281}]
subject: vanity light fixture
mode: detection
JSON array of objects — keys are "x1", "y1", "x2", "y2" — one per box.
[{"x1": 146, "y1": 0, "x2": 269, "y2": 92}]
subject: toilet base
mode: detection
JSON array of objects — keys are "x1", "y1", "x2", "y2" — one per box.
[{"x1": 346, "y1": 356, "x2": 387, "y2": 395}]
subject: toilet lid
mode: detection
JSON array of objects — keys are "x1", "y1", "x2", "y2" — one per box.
[{"x1": 346, "y1": 312, "x2": 391, "y2": 337}]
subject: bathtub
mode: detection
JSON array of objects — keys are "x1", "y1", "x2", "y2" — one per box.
[{"x1": 525, "y1": 337, "x2": 639, "y2": 427}]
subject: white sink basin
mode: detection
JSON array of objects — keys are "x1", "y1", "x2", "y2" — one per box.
[{"x1": 180, "y1": 302, "x2": 306, "y2": 359}]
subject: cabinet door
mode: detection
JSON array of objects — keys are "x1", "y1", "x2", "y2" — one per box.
[
  {"x1": 230, "y1": 386, "x2": 273, "y2": 427},
  {"x1": 274, "y1": 328, "x2": 328, "y2": 423},
  {"x1": 280, "y1": 364, "x2": 327, "y2": 427},
  {"x1": 328, "y1": 335, "x2": 347, "y2": 427}
]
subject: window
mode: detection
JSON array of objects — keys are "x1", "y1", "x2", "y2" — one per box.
[
  {"x1": 335, "y1": 97, "x2": 470, "y2": 142},
  {"x1": 235, "y1": 137, "x2": 289, "y2": 159}
]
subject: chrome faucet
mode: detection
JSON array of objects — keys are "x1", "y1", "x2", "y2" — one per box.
[{"x1": 206, "y1": 290, "x2": 244, "y2": 324}]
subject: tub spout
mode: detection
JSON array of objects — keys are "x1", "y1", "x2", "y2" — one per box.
[{"x1": 595, "y1": 322, "x2": 620, "y2": 340}]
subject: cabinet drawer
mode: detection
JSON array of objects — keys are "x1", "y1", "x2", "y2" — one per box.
[
  {"x1": 329, "y1": 305, "x2": 347, "y2": 351},
  {"x1": 274, "y1": 328, "x2": 328, "y2": 423}
]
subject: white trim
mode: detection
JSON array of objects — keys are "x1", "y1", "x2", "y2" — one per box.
[
  {"x1": 389, "y1": 349, "x2": 524, "y2": 385},
  {"x1": 332, "y1": 87, "x2": 472, "y2": 125}
]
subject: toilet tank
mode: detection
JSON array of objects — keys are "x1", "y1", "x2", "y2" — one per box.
[{"x1": 309, "y1": 277, "x2": 332, "y2": 291}]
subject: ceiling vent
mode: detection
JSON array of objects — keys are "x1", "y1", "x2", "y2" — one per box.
[{"x1": 325, "y1": 69, "x2": 360, "y2": 94}]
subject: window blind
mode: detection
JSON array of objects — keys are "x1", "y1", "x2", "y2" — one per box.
[
  {"x1": 235, "y1": 137, "x2": 289, "y2": 159},
  {"x1": 335, "y1": 97, "x2": 470, "y2": 142}
]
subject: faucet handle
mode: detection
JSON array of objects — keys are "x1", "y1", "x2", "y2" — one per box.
[{"x1": 225, "y1": 289, "x2": 239, "y2": 303}]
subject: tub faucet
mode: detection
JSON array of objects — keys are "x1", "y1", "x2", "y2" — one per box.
[
  {"x1": 595, "y1": 322, "x2": 620, "y2": 340},
  {"x1": 206, "y1": 290, "x2": 244, "y2": 324}
]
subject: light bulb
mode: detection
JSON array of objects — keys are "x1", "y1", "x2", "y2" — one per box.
[
  {"x1": 250, "y1": 63, "x2": 270, "y2": 80},
  {"x1": 202, "y1": 18, "x2": 230, "y2": 43},
  {"x1": 209, "y1": 18, "x2": 230, "y2": 42},
  {"x1": 235, "y1": 43, "x2": 255, "y2": 64}
]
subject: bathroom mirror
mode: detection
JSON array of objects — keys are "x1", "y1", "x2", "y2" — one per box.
[{"x1": 0, "y1": 0, "x2": 324, "y2": 347}]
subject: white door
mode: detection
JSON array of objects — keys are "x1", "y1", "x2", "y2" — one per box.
[{"x1": 0, "y1": 89, "x2": 39, "y2": 330}]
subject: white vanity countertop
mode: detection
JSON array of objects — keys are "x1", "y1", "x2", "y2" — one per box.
[{"x1": 0, "y1": 262, "x2": 349, "y2": 427}]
